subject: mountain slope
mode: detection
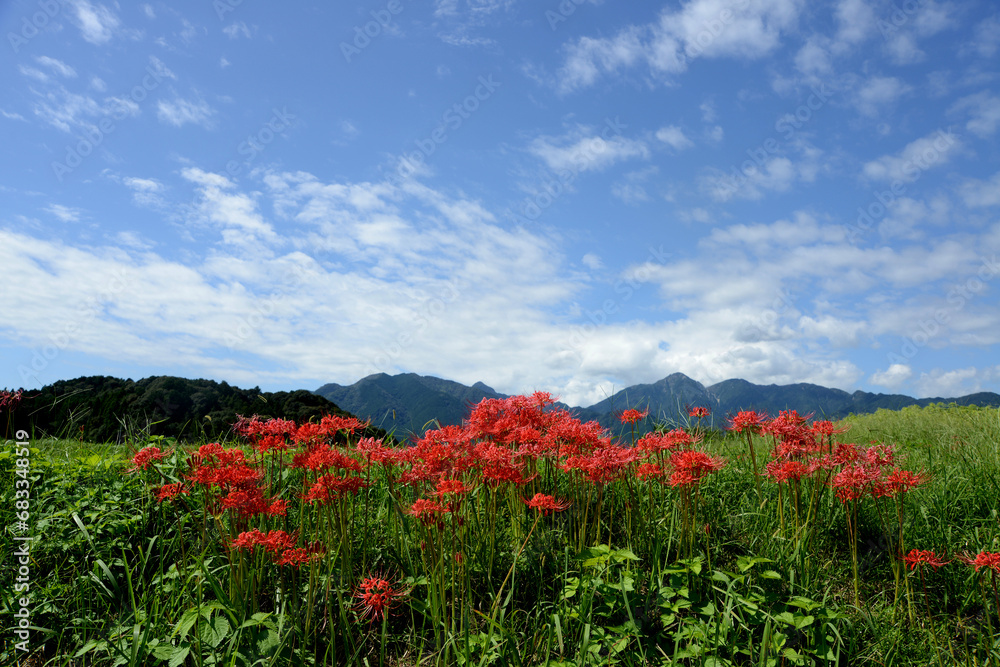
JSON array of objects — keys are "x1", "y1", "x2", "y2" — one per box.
[
  {"x1": 315, "y1": 373, "x2": 507, "y2": 437},
  {"x1": 314, "y1": 372, "x2": 1000, "y2": 435},
  {"x1": 6, "y1": 375, "x2": 386, "y2": 443}
]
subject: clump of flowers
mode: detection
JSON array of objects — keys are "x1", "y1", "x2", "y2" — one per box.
[{"x1": 355, "y1": 575, "x2": 404, "y2": 622}]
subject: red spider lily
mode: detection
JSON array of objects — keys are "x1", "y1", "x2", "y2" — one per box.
[
  {"x1": 230, "y1": 529, "x2": 298, "y2": 554},
  {"x1": 903, "y1": 549, "x2": 949, "y2": 570},
  {"x1": 831, "y1": 463, "x2": 882, "y2": 503},
  {"x1": 292, "y1": 446, "x2": 362, "y2": 472},
  {"x1": 355, "y1": 575, "x2": 404, "y2": 621},
  {"x1": 524, "y1": 493, "x2": 571, "y2": 515},
  {"x1": 275, "y1": 543, "x2": 325, "y2": 568},
  {"x1": 765, "y1": 459, "x2": 812, "y2": 484},
  {"x1": 129, "y1": 446, "x2": 170, "y2": 472},
  {"x1": 832, "y1": 442, "x2": 862, "y2": 465},
  {"x1": 433, "y1": 478, "x2": 473, "y2": 498},
  {"x1": 863, "y1": 443, "x2": 896, "y2": 468},
  {"x1": 233, "y1": 416, "x2": 297, "y2": 452},
  {"x1": 727, "y1": 410, "x2": 768, "y2": 434},
  {"x1": 220, "y1": 486, "x2": 288, "y2": 519},
  {"x1": 874, "y1": 468, "x2": 927, "y2": 498},
  {"x1": 155, "y1": 483, "x2": 187, "y2": 502},
  {"x1": 409, "y1": 498, "x2": 450, "y2": 526},
  {"x1": 811, "y1": 420, "x2": 850, "y2": 437},
  {"x1": 0, "y1": 389, "x2": 23, "y2": 411},
  {"x1": 637, "y1": 428, "x2": 696, "y2": 456},
  {"x1": 688, "y1": 406, "x2": 710, "y2": 418},
  {"x1": 961, "y1": 550, "x2": 1000, "y2": 575},
  {"x1": 475, "y1": 442, "x2": 534, "y2": 488},
  {"x1": 356, "y1": 437, "x2": 401, "y2": 467},
  {"x1": 635, "y1": 462, "x2": 665, "y2": 481},
  {"x1": 668, "y1": 450, "x2": 725, "y2": 488},
  {"x1": 619, "y1": 408, "x2": 649, "y2": 424},
  {"x1": 562, "y1": 444, "x2": 640, "y2": 485},
  {"x1": 319, "y1": 414, "x2": 367, "y2": 435},
  {"x1": 303, "y1": 474, "x2": 369, "y2": 505}
]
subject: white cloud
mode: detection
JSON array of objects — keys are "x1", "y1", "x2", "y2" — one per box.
[
  {"x1": 529, "y1": 127, "x2": 649, "y2": 173},
  {"x1": 862, "y1": 130, "x2": 961, "y2": 183},
  {"x1": 157, "y1": 97, "x2": 215, "y2": 128},
  {"x1": 582, "y1": 253, "x2": 603, "y2": 270},
  {"x1": 853, "y1": 76, "x2": 911, "y2": 117},
  {"x1": 555, "y1": 0, "x2": 803, "y2": 93},
  {"x1": 870, "y1": 363, "x2": 912, "y2": 389},
  {"x1": 913, "y1": 367, "x2": 998, "y2": 398},
  {"x1": 950, "y1": 91, "x2": 1000, "y2": 138},
  {"x1": 966, "y1": 14, "x2": 1000, "y2": 58},
  {"x1": 960, "y1": 172, "x2": 1000, "y2": 208},
  {"x1": 655, "y1": 125, "x2": 694, "y2": 151},
  {"x1": 45, "y1": 204, "x2": 82, "y2": 222},
  {"x1": 122, "y1": 177, "x2": 166, "y2": 207},
  {"x1": 834, "y1": 0, "x2": 875, "y2": 46},
  {"x1": 36, "y1": 56, "x2": 77, "y2": 78},
  {"x1": 72, "y1": 0, "x2": 121, "y2": 44}
]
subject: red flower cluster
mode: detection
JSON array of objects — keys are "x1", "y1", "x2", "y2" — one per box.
[
  {"x1": 688, "y1": 406, "x2": 710, "y2": 418},
  {"x1": 355, "y1": 575, "x2": 404, "y2": 621},
  {"x1": 0, "y1": 389, "x2": 23, "y2": 411},
  {"x1": 186, "y1": 443, "x2": 286, "y2": 519},
  {"x1": 155, "y1": 483, "x2": 187, "y2": 502},
  {"x1": 903, "y1": 549, "x2": 949, "y2": 570},
  {"x1": 234, "y1": 413, "x2": 368, "y2": 453},
  {"x1": 619, "y1": 408, "x2": 648, "y2": 424},
  {"x1": 303, "y1": 474, "x2": 369, "y2": 505},
  {"x1": 524, "y1": 493, "x2": 571, "y2": 515},
  {"x1": 409, "y1": 498, "x2": 450, "y2": 527},
  {"x1": 230, "y1": 529, "x2": 324, "y2": 567},
  {"x1": 962, "y1": 550, "x2": 1000, "y2": 575},
  {"x1": 668, "y1": 450, "x2": 725, "y2": 488},
  {"x1": 129, "y1": 446, "x2": 170, "y2": 472},
  {"x1": 727, "y1": 410, "x2": 768, "y2": 434}
]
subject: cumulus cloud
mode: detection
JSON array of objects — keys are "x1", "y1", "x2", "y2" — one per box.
[
  {"x1": 555, "y1": 0, "x2": 803, "y2": 93},
  {"x1": 862, "y1": 130, "x2": 961, "y2": 183}
]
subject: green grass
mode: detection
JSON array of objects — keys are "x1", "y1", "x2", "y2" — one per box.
[{"x1": 3, "y1": 404, "x2": 1000, "y2": 666}]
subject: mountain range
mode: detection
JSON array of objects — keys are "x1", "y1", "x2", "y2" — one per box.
[{"x1": 315, "y1": 372, "x2": 1000, "y2": 437}]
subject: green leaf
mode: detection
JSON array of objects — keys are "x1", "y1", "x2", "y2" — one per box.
[{"x1": 198, "y1": 615, "x2": 231, "y2": 648}]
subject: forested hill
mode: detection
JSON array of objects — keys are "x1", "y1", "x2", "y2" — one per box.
[{"x1": 3, "y1": 376, "x2": 387, "y2": 444}]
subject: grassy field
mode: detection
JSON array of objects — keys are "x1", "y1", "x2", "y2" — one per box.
[{"x1": 2, "y1": 400, "x2": 1000, "y2": 666}]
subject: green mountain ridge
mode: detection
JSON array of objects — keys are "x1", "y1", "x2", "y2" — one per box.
[{"x1": 314, "y1": 371, "x2": 1000, "y2": 435}]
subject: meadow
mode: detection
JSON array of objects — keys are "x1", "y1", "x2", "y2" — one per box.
[{"x1": 2, "y1": 396, "x2": 1000, "y2": 666}]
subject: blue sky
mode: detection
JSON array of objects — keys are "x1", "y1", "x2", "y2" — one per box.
[{"x1": 1, "y1": 0, "x2": 999, "y2": 407}]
